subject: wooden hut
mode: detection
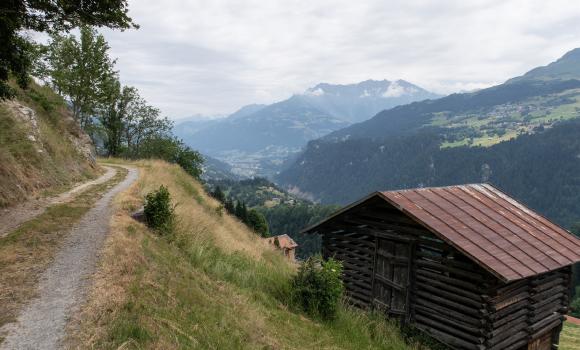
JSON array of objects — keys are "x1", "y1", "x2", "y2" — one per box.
[
  {"x1": 266, "y1": 234, "x2": 298, "y2": 261},
  {"x1": 302, "y1": 184, "x2": 580, "y2": 350}
]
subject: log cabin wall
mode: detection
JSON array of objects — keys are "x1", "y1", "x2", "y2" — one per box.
[
  {"x1": 413, "y1": 233, "x2": 494, "y2": 350},
  {"x1": 485, "y1": 267, "x2": 571, "y2": 350}
]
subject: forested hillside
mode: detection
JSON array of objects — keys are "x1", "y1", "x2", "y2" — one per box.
[
  {"x1": 278, "y1": 48, "x2": 580, "y2": 230},
  {"x1": 279, "y1": 119, "x2": 580, "y2": 228},
  {"x1": 205, "y1": 177, "x2": 340, "y2": 258}
]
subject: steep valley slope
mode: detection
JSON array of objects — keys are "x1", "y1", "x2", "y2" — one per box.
[
  {"x1": 0, "y1": 81, "x2": 98, "y2": 207},
  {"x1": 278, "y1": 48, "x2": 580, "y2": 229}
]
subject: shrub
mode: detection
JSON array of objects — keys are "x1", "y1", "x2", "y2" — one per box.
[
  {"x1": 144, "y1": 185, "x2": 175, "y2": 234},
  {"x1": 292, "y1": 256, "x2": 343, "y2": 320}
]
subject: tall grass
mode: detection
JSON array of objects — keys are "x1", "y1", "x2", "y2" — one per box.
[{"x1": 71, "y1": 160, "x2": 426, "y2": 350}]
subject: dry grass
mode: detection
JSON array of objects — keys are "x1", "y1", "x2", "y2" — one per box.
[
  {"x1": 0, "y1": 166, "x2": 127, "y2": 330},
  {"x1": 0, "y1": 81, "x2": 98, "y2": 207},
  {"x1": 561, "y1": 322, "x2": 580, "y2": 350},
  {"x1": 68, "y1": 159, "x2": 423, "y2": 350},
  {"x1": 106, "y1": 159, "x2": 274, "y2": 259}
]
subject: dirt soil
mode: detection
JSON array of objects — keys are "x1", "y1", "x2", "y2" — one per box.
[
  {"x1": 0, "y1": 166, "x2": 138, "y2": 350},
  {"x1": 0, "y1": 166, "x2": 116, "y2": 238}
]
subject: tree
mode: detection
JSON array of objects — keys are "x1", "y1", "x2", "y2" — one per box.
[
  {"x1": 1, "y1": 0, "x2": 136, "y2": 99},
  {"x1": 211, "y1": 186, "x2": 226, "y2": 203},
  {"x1": 99, "y1": 77, "x2": 127, "y2": 156},
  {"x1": 247, "y1": 209, "x2": 269, "y2": 237},
  {"x1": 224, "y1": 198, "x2": 235, "y2": 214},
  {"x1": 571, "y1": 222, "x2": 580, "y2": 238},
  {"x1": 136, "y1": 137, "x2": 204, "y2": 180},
  {"x1": 235, "y1": 201, "x2": 245, "y2": 222},
  {"x1": 42, "y1": 26, "x2": 117, "y2": 129}
]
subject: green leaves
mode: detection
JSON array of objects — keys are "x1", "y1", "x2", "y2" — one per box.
[
  {"x1": 292, "y1": 256, "x2": 344, "y2": 320},
  {"x1": 144, "y1": 185, "x2": 175, "y2": 235},
  {"x1": 1, "y1": 0, "x2": 136, "y2": 99},
  {"x1": 41, "y1": 26, "x2": 117, "y2": 128}
]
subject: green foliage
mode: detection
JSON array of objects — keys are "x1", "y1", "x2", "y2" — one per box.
[
  {"x1": 292, "y1": 256, "x2": 344, "y2": 320},
  {"x1": 41, "y1": 26, "x2": 117, "y2": 128},
  {"x1": 0, "y1": 0, "x2": 136, "y2": 99},
  {"x1": 570, "y1": 285, "x2": 580, "y2": 317},
  {"x1": 136, "y1": 137, "x2": 204, "y2": 180},
  {"x1": 144, "y1": 186, "x2": 175, "y2": 235},
  {"x1": 210, "y1": 186, "x2": 226, "y2": 202},
  {"x1": 278, "y1": 120, "x2": 580, "y2": 229},
  {"x1": 259, "y1": 203, "x2": 340, "y2": 259},
  {"x1": 246, "y1": 209, "x2": 269, "y2": 237},
  {"x1": 234, "y1": 201, "x2": 248, "y2": 222},
  {"x1": 571, "y1": 222, "x2": 580, "y2": 237},
  {"x1": 206, "y1": 176, "x2": 338, "y2": 258}
]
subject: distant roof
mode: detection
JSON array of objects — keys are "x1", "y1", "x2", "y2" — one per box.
[
  {"x1": 266, "y1": 234, "x2": 298, "y2": 249},
  {"x1": 304, "y1": 184, "x2": 580, "y2": 282}
]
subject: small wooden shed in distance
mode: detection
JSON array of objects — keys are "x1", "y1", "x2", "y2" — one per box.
[{"x1": 302, "y1": 184, "x2": 580, "y2": 350}]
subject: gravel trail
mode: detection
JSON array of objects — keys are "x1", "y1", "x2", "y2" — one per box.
[
  {"x1": 0, "y1": 166, "x2": 138, "y2": 350},
  {"x1": 0, "y1": 166, "x2": 117, "y2": 237}
]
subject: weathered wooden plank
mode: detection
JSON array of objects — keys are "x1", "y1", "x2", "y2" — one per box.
[
  {"x1": 414, "y1": 314, "x2": 485, "y2": 344},
  {"x1": 416, "y1": 282, "x2": 484, "y2": 309},
  {"x1": 416, "y1": 290, "x2": 485, "y2": 316},
  {"x1": 414, "y1": 297, "x2": 483, "y2": 327},
  {"x1": 415, "y1": 274, "x2": 483, "y2": 301},
  {"x1": 415, "y1": 323, "x2": 485, "y2": 350},
  {"x1": 416, "y1": 269, "x2": 481, "y2": 293},
  {"x1": 414, "y1": 305, "x2": 485, "y2": 335}
]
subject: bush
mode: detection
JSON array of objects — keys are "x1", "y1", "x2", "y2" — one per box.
[
  {"x1": 144, "y1": 185, "x2": 175, "y2": 234},
  {"x1": 292, "y1": 256, "x2": 343, "y2": 320}
]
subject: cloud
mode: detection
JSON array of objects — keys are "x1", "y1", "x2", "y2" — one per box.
[
  {"x1": 382, "y1": 81, "x2": 418, "y2": 98},
  {"x1": 305, "y1": 87, "x2": 325, "y2": 96},
  {"x1": 100, "y1": 0, "x2": 580, "y2": 119}
]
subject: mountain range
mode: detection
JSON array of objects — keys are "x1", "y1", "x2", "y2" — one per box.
[
  {"x1": 276, "y1": 48, "x2": 580, "y2": 228},
  {"x1": 174, "y1": 79, "x2": 440, "y2": 177}
]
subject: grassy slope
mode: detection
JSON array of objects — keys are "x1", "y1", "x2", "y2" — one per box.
[
  {"x1": 561, "y1": 322, "x2": 580, "y2": 350},
  {"x1": 68, "y1": 159, "x2": 424, "y2": 350},
  {"x1": 437, "y1": 88, "x2": 580, "y2": 149},
  {"x1": 0, "y1": 81, "x2": 98, "y2": 207}
]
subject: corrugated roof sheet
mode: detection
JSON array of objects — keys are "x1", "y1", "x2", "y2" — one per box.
[{"x1": 379, "y1": 184, "x2": 580, "y2": 282}]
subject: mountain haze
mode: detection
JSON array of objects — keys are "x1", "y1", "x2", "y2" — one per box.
[
  {"x1": 176, "y1": 79, "x2": 439, "y2": 177},
  {"x1": 277, "y1": 48, "x2": 580, "y2": 228}
]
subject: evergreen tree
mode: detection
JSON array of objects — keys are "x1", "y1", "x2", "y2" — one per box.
[
  {"x1": 211, "y1": 186, "x2": 226, "y2": 203},
  {"x1": 247, "y1": 209, "x2": 269, "y2": 237},
  {"x1": 235, "y1": 201, "x2": 245, "y2": 221},
  {"x1": 224, "y1": 198, "x2": 235, "y2": 214},
  {"x1": 571, "y1": 222, "x2": 580, "y2": 238}
]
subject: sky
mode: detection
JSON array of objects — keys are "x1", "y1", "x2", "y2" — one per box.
[{"x1": 100, "y1": 0, "x2": 580, "y2": 120}]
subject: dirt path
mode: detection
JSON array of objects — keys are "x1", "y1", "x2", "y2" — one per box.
[
  {"x1": 0, "y1": 166, "x2": 117, "y2": 237},
  {"x1": 0, "y1": 166, "x2": 138, "y2": 350}
]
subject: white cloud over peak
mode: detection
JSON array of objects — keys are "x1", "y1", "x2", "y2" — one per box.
[{"x1": 100, "y1": 0, "x2": 580, "y2": 119}]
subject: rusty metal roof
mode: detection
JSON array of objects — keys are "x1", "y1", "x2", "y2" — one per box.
[
  {"x1": 266, "y1": 234, "x2": 298, "y2": 249},
  {"x1": 304, "y1": 184, "x2": 580, "y2": 282}
]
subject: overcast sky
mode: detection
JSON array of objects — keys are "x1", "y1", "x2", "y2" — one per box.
[{"x1": 100, "y1": 0, "x2": 580, "y2": 120}]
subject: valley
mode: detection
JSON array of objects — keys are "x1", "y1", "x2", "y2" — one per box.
[
  {"x1": 3, "y1": 2, "x2": 580, "y2": 348},
  {"x1": 176, "y1": 79, "x2": 440, "y2": 177}
]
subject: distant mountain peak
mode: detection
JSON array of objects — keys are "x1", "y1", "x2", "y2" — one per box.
[
  {"x1": 560, "y1": 47, "x2": 580, "y2": 60},
  {"x1": 509, "y1": 47, "x2": 580, "y2": 83},
  {"x1": 303, "y1": 79, "x2": 432, "y2": 100}
]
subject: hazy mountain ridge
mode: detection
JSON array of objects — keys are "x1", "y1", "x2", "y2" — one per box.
[
  {"x1": 277, "y1": 48, "x2": 580, "y2": 229},
  {"x1": 177, "y1": 79, "x2": 438, "y2": 177}
]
